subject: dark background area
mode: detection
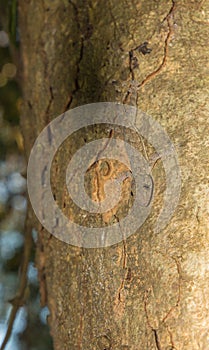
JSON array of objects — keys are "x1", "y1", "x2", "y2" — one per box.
[{"x1": 0, "y1": 1, "x2": 52, "y2": 349}]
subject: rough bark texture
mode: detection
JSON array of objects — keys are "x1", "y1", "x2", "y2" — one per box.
[{"x1": 19, "y1": 0, "x2": 209, "y2": 349}]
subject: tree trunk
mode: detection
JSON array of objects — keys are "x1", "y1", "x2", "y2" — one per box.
[{"x1": 19, "y1": 0, "x2": 209, "y2": 349}]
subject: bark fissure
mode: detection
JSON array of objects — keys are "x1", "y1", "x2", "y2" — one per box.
[
  {"x1": 123, "y1": 0, "x2": 176, "y2": 107},
  {"x1": 122, "y1": 49, "x2": 137, "y2": 104},
  {"x1": 137, "y1": 0, "x2": 176, "y2": 89},
  {"x1": 161, "y1": 257, "x2": 181, "y2": 324},
  {"x1": 64, "y1": 0, "x2": 85, "y2": 111},
  {"x1": 143, "y1": 255, "x2": 182, "y2": 349},
  {"x1": 166, "y1": 326, "x2": 177, "y2": 350},
  {"x1": 144, "y1": 290, "x2": 163, "y2": 350},
  {"x1": 65, "y1": 37, "x2": 84, "y2": 111},
  {"x1": 117, "y1": 242, "x2": 128, "y2": 303},
  {"x1": 45, "y1": 85, "x2": 54, "y2": 118},
  {"x1": 153, "y1": 329, "x2": 162, "y2": 350},
  {"x1": 114, "y1": 215, "x2": 128, "y2": 305},
  {"x1": 78, "y1": 295, "x2": 85, "y2": 349}
]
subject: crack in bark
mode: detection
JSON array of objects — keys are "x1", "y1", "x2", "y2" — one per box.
[
  {"x1": 123, "y1": 0, "x2": 176, "y2": 106},
  {"x1": 137, "y1": 0, "x2": 176, "y2": 89},
  {"x1": 195, "y1": 206, "x2": 201, "y2": 225},
  {"x1": 122, "y1": 50, "x2": 136, "y2": 104},
  {"x1": 144, "y1": 290, "x2": 162, "y2": 350},
  {"x1": 144, "y1": 254, "x2": 181, "y2": 349},
  {"x1": 45, "y1": 85, "x2": 54, "y2": 119},
  {"x1": 39, "y1": 2, "x2": 56, "y2": 123},
  {"x1": 65, "y1": 36, "x2": 84, "y2": 111},
  {"x1": 78, "y1": 305, "x2": 84, "y2": 350},
  {"x1": 117, "y1": 240, "x2": 128, "y2": 302},
  {"x1": 63, "y1": 95, "x2": 73, "y2": 113},
  {"x1": 64, "y1": 1, "x2": 84, "y2": 111},
  {"x1": 153, "y1": 329, "x2": 162, "y2": 350},
  {"x1": 166, "y1": 326, "x2": 178, "y2": 350},
  {"x1": 143, "y1": 289, "x2": 153, "y2": 329},
  {"x1": 114, "y1": 215, "x2": 128, "y2": 304},
  {"x1": 27, "y1": 100, "x2": 33, "y2": 109},
  {"x1": 161, "y1": 257, "x2": 181, "y2": 324}
]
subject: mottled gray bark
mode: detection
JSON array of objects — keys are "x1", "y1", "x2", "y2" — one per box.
[{"x1": 19, "y1": 0, "x2": 209, "y2": 349}]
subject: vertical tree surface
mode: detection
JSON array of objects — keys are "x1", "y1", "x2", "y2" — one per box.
[{"x1": 19, "y1": 0, "x2": 209, "y2": 349}]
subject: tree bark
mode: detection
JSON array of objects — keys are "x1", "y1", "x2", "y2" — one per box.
[{"x1": 19, "y1": 0, "x2": 209, "y2": 349}]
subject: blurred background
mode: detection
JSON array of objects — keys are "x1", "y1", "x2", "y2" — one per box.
[{"x1": 0, "y1": 1, "x2": 53, "y2": 349}]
